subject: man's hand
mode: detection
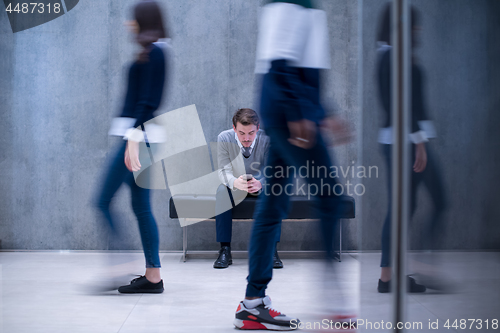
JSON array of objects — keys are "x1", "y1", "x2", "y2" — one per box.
[
  {"x1": 125, "y1": 140, "x2": 141, "y2": 172},
  {"x1": 413, "y1": 143, "x2": 427, "y2": 173},
  {"x1": 320, "y1": 116, "x2": 353, "y2": 146},
  {"x1": 247, "y1": 178, "x2": 262, "y2": 194},
  {"x1": 233, "y1": 176, "x2": 249, "y2": 192},
  {"x1": 287, "y1": 119, "x2": 316, "y2": 149}
]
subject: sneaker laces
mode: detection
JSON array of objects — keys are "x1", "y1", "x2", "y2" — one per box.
[
  {"x1": 264, "y1": 304, "x2": 283, "y2": 317},
  {"x1": 130, "y1": 275, "x2": 144, "y2": 284}
]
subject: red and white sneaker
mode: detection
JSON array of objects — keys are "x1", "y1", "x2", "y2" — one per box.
[{"x1": 234, "y1": 296, "x2": 300, "y2": 330}]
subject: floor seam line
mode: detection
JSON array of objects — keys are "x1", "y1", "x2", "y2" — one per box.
[
  {"x1": 117, "y1": 294, "x2": 143, "y2": 333},
  {"x1": 410, "y1": 295, "x2": 460, "y2": 333}
]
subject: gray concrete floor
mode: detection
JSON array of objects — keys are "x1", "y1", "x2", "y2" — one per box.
[{"x1": 0, "y1": 251, "x2": 498, "y2": 333}]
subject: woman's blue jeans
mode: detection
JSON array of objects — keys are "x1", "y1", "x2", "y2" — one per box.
[{"x1": 95, "y1": 142, "x2": 161, "y2": 268}]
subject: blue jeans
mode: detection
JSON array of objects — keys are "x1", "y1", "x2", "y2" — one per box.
[
  {"x1": 380, "y1": 143, "x2": 447, "y2": 267},
  {"x1": 95, "y1": 142, "x2": 161, "y2": 268},
  {"x1": 245, "y1": 127, "x2": 342, "y2": 297}
]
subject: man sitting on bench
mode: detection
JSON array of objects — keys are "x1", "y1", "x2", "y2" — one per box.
[{"x1": 214, "y1": 108, "x2": 283, "y2": 269}]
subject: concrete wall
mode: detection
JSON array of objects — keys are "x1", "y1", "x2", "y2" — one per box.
[
  {"x1": 0, "y1": 0, "x2": 360, "y2": 251},
  {"x1": 360, "y1": 0, "x2": 500, "y2": 251},
  {"x1": 0, "y1": 0, "x2": 498, "y2": 251}
]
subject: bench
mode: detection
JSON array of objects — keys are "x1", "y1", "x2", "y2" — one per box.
[
  {"x1": 142, "y1": 106, "x2": 356, "y2": 262},
  {"x1": 169, "y1": 194, "x2": 355, "y2": 262}
]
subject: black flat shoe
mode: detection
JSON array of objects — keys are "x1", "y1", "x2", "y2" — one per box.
[
  {"x1": 118, "y1": 275, "x2": 164, "y2": 294},
  {"x1": 407, "y1": 275, "x2": 426, "y2": 293},
  {"x1": 377, "y1": 279, "x2": 390, "y2": 293},
  {"x1": 273, "y1": 249, "x2": 283, "y2": 269},
  {"x1": 377, "y1": 276, "x2": 426, "y2": 293},
  {"x1": 214, "y1": 246, "x2": 232, "y2": 269},
  {"x1": 411, "y1": 273, "x2": 456, "y2": 293}
]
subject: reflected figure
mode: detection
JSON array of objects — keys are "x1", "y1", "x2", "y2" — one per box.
[
  {"x1": 94, "y1": 1, "x2": 168, "y2": 294},
  {"x1": 376, "y1": 4, "x2": 448, "y2": 293}
]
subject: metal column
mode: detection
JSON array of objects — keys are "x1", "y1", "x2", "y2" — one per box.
[
  {"x1": 391, "y1": 0, "x2": 411, "y2": 331},
  {"x1": 182, "y1": 224, "x2": 187, "y2": 262}
]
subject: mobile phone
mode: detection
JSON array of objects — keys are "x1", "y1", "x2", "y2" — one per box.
[{"x1": 243, "y1": 174, "x2": 254, "y2": 181}]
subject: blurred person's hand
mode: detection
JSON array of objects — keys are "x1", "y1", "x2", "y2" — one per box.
[
  {"x1": 288, "y1": 119, "x2": 316, "y2": 149},
  {"x1": 413, "y1": 143, "x2": 427, "y2": 173},
  {"x1": 247, "y1": 179, "x2": 262, "y2": 193},
  {"x1": 320, "y1": 116, "x2": 353, "y2": 146},
  {"x1": 233, "y1": 176, "x2": 249, "y2": 192},
  {"x1": 124, "y1": 20, "x2": 139, "y2": 34},
  {"x1": 125, "y1": 140, "x2": 141, "y2": 172}
]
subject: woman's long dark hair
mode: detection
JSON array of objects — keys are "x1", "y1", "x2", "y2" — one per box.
[{"x1": 133, "y1": 0, "x2": 169, "y2": 62}]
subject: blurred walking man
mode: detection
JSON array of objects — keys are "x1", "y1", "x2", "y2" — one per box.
[{"x1": 233, "y1": 0, "x2": 351, "y2": 330}]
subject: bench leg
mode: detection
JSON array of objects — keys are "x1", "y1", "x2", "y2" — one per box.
[
  {"x1": 182, "y1": 225, "x2": 187, "y2": 262},
  {"x1": 339, "y1": 220, "x2": 342, "y2": 262}
]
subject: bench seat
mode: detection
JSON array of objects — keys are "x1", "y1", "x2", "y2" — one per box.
[{"x1": 169, "y1": 195, "x2": 356, "y2": 261}]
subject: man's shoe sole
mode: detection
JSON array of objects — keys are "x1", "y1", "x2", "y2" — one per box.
[{"x1": 234, "y1": 318, "x2": 296, "y2": 331}]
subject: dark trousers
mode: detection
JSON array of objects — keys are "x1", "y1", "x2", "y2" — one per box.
[
  {"x1": 95, "y1": 142, "x2": 161, "y2": 268},
  {"x1": 245, "y1": 127, "x2": 342, "y2": 297},
  {"x1": 215, "y1": 184, "x2": 281, "y2": 243},
  {"x1": 380, "y1": 143, "x2": 447, "y2": 267}
]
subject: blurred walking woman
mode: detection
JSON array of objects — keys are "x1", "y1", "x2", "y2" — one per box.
[{"x1": 96, "y1": 1, "x2": 168, "y2": 294}]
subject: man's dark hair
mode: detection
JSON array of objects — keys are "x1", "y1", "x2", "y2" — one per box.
[{"x1": 232, "y1": 108, "x2": 260, "y2": 128}]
